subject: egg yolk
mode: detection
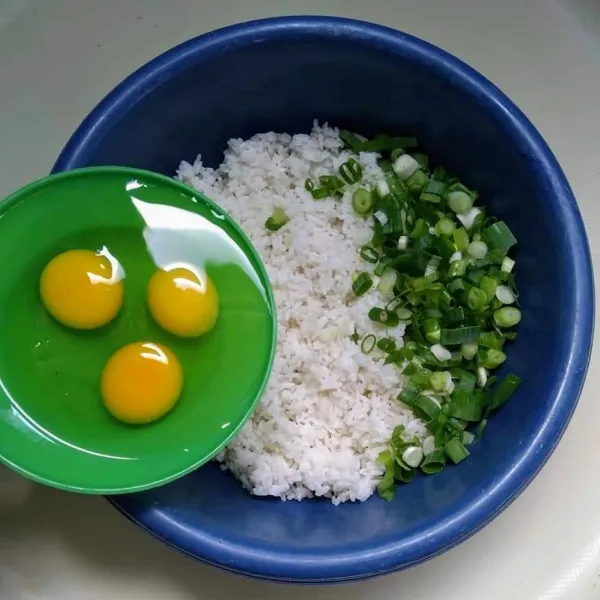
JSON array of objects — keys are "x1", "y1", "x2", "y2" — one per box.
[
  {"x1": 40, "y1": 249, "x2": 123, "y2": 330},
  {"x1": 101, "y1": 342, "x2": 183, "y2": 424},
  {"x1": 147, "y1": 266, "x2": 219, "y2": 337}
]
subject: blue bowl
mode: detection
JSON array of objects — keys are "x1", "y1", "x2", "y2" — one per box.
[{"x1": 52, "y1": 16, "x2": 594, "y2": 583}]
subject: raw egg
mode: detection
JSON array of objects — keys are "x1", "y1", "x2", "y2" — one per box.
[
  {"x1": 101, "y1": 341, "x2": 183, "y2": 424},
  {"x1": 147, "y1": 265, "x2": 219, "y2": 337},
  {"x1": 40, "y1": 248, "x2": 123, "y2": 330}
]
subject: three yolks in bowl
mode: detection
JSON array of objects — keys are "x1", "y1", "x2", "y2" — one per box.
[{"x1": 39, "y1": 248, "x2": 219, "y2": 425}]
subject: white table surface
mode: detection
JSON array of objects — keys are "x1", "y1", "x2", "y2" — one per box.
[{"x1": 1, "y1": 0, "x2": 599, "y2": 598}]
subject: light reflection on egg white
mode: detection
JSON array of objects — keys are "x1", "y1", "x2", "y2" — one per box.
[
  {"x1": 130, "y1": 197, "x2": 266, "y2": 299},
  {"x1": 85, "y1": 245, "x2": 125, "y2": 286}
]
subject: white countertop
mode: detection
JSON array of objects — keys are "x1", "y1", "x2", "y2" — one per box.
[{"x1": 1, "y1": 0, "x2": 599, "y2": 598}]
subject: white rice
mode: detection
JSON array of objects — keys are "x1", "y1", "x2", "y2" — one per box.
[{"x1": 177, "y1": 122, "x2": 427, "y2": 504}]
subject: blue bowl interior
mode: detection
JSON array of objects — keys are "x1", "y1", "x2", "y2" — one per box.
[{"x1": 53, "y1": 18, "x2": 593, "y2": 583}]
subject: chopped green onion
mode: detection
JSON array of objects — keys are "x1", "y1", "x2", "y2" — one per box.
[
  {"x1": 407, "y1": 169, "x2": 427, "y2": 193},
  {"x1": 304, "y1": 178, "x2": 315, "y2": 191},
  {"x1": 488, "y1": 373, "x2": 521, "y2": 411},
  {"x1": 413, "y1": 394, "x2": 442, "y2": 421},
  {"x1": 360, "y1": 245, "x2": 379, "y2": 263},
  {"x1": 479, "y1": 276, "x2": 498, "y2": 302},
  {"x1": 376, "y1": 180, "x2": 390, "y2": 198},
  {"x1": 374, "y1": 257, "x2": 391, "y2": 277},
  {"x1": 457, "y1": 207, "x2": 482, "y2": 230},
  {"x1": 393, "y1": 464, "x2": 415, "y2": 483},
  {"x1": 424, "y1": 318, "x2": 441, "y2": 344},
  {"x1": 420, "y1": 179, "x2": 446, "y2": 203},
  {"x1": 448, "y1": 259, "x2": 467, "y2": 279},
  {"x1": 462, "y1": 431, "x2": 475, "y2": 446},
  {"x1": 352, "y1": 187, "x2": 374, "y2": 214},
  {"x1": 340, "y1": 131, "x2": 418, "y2": 153},
  {"x1": 453, "y1": 227, "x2": 470, "y2": 253},
  {"x1": 468, "y1": 240, "x2": 488, "y2": 260},
  {"x1": 377, "y1": 337, "x2": 396, "y2": 353},
  {"x1": 447, "y1": 191, "x2": 473, "y2": 214},
  {"x1": 446, "y1": 307, "x2": 466, "y2": 325},
  {"x1": 425, "y1": 255, "x2": 441, "y2": 277},
  {"x1": 352, "y1": 272, "x2": 373, "y2": 296},
  {"x1": 430, "y1": 344, "x2": 452, "y2": 362},
  {"x1": 421, "y1": 450, "x2": 446, "y2": 474},
  {"x1": 476, "y1": 366, "x2": 488, "y2": 388},
  {"x1": 339, "y1": 158, "x2": 363, "y2": 184},
  {"x1": 393, "y1": 154, "x2": 420, "y2": 180},
  {"x1": 430, "y1": 371, "x2": 452, "y2": 394},
  {"x1": 390, "y1": 148, "x2": 405, "y2": 161},
  {"x1": 461, "y1": 342, "x2": 479, "y2": 360},
  {"x1": 455, "y1": 369, "x2": 476, "y2": 392},
  {"x1": 480, "y1": 348, "x2": 507, "y2": 369},
  {"x1": 467, "y1": 287, "x2": 488, "y2": 312},
  {"x1": 435, "y1": 217, "x2": 455, "y2": 237},
  {"x1": 445, "y1": 438, "x2": 470, "y2": 464},
  {"x1": 478, "y1": 331, "x2": 505, "y2": 350},
  {"x1": 397, "y1": 307, "x2": 413, "y2": 321},
  {"x1": 467, "y1": 268, "x2": 486, "y2": 286},
  {"x1": 412, "y1": 153, "x2": 429, "y2": 171},
  {"x1": 476, "y1": 418, "x2": 488, "y2": 439},
  {"x1": 495, "y1": 284, "x2": 516, "y2": 305},
  {"x1": 447, "y1": 279, "x2": 465, "y2": 296},
  {"x1": 397, "y1": 235, "x2": 410, "y2": 250},
  {"x1": 501, "y1": 256, "x2": 515, "y2": 273},
  {"x1": 484, "y1": 221, "x2": 517, "y2": 254},
  {"x1": 493, "y1": 306, "x2": 522, "y2": 328},
  {"x1": 378, "y1": 268, "x2": 398, "y2": 295},
  {"x1": 397, "y1": 378, "x2": 421, "y2": 405},
  {"x1": 360, "y1": 334, "x2": 377, "y2": 355},
  {"x1": 368, "y1": 307, "x2": 400, "y2": 327},
  {"x1": 310, "y1": 187, "x2": 330, "y2": 200},
  {"x1": 431, "y1": 166, "x2": 448, "y2": 181},
  {"x1": 319, "y1": 175, "x2": 344, "y2": 190},
  {"x1": 376, "y1": 450, "x2": 396, "y2": 501},
  {"x1": 449, "y1": 390, "x2": 483, "y2": 421},
  {"x1": 265, "y1": 207, "x2": 289, "y2": 231},
  {"x1": 339, "y1": 130, "x2": 366, "y2": 152},
  {"x1": 440, "y1": 326, "x2": 480, "y2": 346},
  {"x1": 401, "y1": 446, "x2": 424, "y2": 468}
]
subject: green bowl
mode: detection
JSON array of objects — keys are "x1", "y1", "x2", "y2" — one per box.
[{"x1": 0, "y1": 167, "x2": 276, "y2": 494}]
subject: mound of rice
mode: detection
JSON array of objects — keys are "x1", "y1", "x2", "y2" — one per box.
[{"x1": 177, "y1": 122, "x2": 427, "y2": 504}]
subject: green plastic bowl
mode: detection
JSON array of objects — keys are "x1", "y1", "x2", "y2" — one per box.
[{"x1": 0, "y1": 167, "x2": 276, "y2": 494}]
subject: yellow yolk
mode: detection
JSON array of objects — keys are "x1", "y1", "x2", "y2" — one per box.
[
  {"x1": 40, "y1": 249, "x2": 123, "y2": 330},
  {"x1": 101, "y1": 342, "x2": 183, "y2": 424},
  {"x1": 147, "y1": 266, "x2": 219, "y2": 337}
]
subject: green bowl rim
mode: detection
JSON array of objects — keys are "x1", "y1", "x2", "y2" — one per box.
[{"x1": 0, "y1": 165, "x2": 278, "y2": 494}]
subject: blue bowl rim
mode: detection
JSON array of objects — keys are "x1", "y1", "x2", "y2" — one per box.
[{"x1": 52, "y1": 15, "x2": 595, "y2": 583}]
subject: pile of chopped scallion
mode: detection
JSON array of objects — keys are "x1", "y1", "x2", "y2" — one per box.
[{"x1": 266, "y1": 130, "x2": 522, "y2": 501}]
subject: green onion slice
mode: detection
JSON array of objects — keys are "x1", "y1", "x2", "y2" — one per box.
[
  {"x1": 377, "y1": 337, "x2": 396, "y2": 353},
  {"x1": 265, "y1": 206, "x2": 289, "y2": 231},
  {"x1": 445, "y1": 438, "x2": 470, "y2": 464},
  {"x1": 352, "y1": 272, "x2": 373, "y2": 297},
  {"x1": 421, "y1": 450, "x2": 447, "y2": 474},
  {"x1": 360, "y1": 245, "x2": 379, "y2": 263},
  {"x1": 368, "y1": 307, "x2": 400, "y2": 327},
  {"x1": 360, "y1": 334, "x2": 377, "y2": 355},
  {"x1": 352, "y1": 187, "x2": 374, "y2": 214},
  {"x1": 440, "y1": 326, "x2": 480, "y2": 346},
  {"x1": 488, "y1": 373, "x2": 521, "y2": 411},
  {"x1": 339, "y1": 158, "x2": 363, "y2": 184}
]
